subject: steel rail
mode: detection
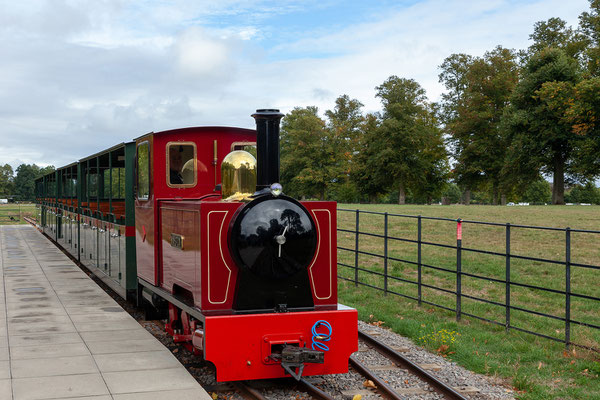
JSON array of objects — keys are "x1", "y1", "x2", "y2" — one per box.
[
  {"x1": 349, "y1": 355, "x2": 404, "y2": 400},
  {"x1": 297, "y1": 378, "x2": 336, "y2": 400},
  {"x1": 358, "y1": 329, "x2": 468, "y2": 400},
  {"x1": 233, "y1": 381, "x2": 268, "y2": 400}
]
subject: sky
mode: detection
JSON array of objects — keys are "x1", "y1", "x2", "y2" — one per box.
[{"x1": 0, "y1": 0, "x2": 591, "y2": 169}]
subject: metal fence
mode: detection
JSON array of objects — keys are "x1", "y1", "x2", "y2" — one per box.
[
  {"x1": 337, "y1": 208, "x2": 600, "y2": 352},
  {"x1": 0, "y1": 204, "x2": 32, "y2": 224}
]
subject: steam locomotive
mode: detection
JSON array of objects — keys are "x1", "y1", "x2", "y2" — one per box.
[{"x1": 34, "y1": 109, "x2": 358, "y2": 381}]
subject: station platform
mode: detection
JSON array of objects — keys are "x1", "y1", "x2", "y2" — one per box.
[{"x1": 0, "y1": 225, "x2": 211, "y2": 400}]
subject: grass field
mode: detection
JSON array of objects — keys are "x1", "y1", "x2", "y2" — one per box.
[
  {"x1": 336, "y1": 204, "x2": 600, "y2": 399},
  {"x1": 0, "y1": 203, "x2": 37, "y2": 225}
]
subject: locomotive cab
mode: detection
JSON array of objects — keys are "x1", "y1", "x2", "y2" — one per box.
[{"x1": 133, "y1": 126, "x2": 257, "y2": 290}]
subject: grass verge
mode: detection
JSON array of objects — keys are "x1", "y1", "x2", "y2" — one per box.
[
  {"x1": 0, "y1": 203, "x2": 37, "y2": 225},
  {"x1": 337, "y1": 204, "x2": 600, "y2": 399}
]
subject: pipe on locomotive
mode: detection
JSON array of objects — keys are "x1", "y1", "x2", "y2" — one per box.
[{"x1": 252, "y1": 109, "x2": 284, "y2": 193}]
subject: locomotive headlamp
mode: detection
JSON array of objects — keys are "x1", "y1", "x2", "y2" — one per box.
[{"x1": 270, "y1": 183, "x2": 283, "y2": 197}]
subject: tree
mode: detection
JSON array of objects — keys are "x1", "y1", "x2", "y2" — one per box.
[
  {"x1": 527, "y1": 17, "x2": 586, "y2": 60},
  {"x1": 440, "y1": 47, "x2": 519, "y2": 204},
  {"x1": 442, "y1": 183, "x2": 462, "y2": 204},
  {"x1": 14, "y1": 164, "x2": 39, "y2": 201},
  {"x1": 410, "y1": 102, "x2": 449, "y2": 204},
  {"x1": 439, "y1": 53, "x2": 477, "y2": 204},
  {"x1": 503, "y1": 6, "x2": 600, "y2": 204},
  {"x1": 0, "y1": 164, "x2": 14, "y2": 197},
  {"x1": 38, "y1": 165, "x2": 55, "y2": 177},
  {"x1": 462, "y1": 47, "x2": 518, "y2": 204},
  {"x1": 324, "y1": 95, "x2": 365, "y2": 200},
  {"x1": 325, "y1": 95, "x2": 365, "y2": 143},
  {"x1": 13, "y1": 164, "x2": 55, "y2": 201},
  {"x1": 579, "y1": 0, "x2": 600, "y2": 76},
  {"x1": 359, "y1": 76, "x2": 448, "y2": 204},
  {"x1": 535, "y1": 76, "x2": 600, "y2": 181},
  {"x1": 438, "y1": 53, "x2": 474, "y2": 125},
  {"x1": 351, "y1": 113, "x2": 389, "y2": 203},
  {"x1": 568, "y1": 77, "x2": 600, "y2": 176},
  {"x1": 502, "y1": 48, "x2": 581, "y2": 204},
  {"x1": 280, "y1": 107, "x2": 342, "y2": 200},
  {"x1": 522, "y1": 178, "x2": 552, "y2": 204},
  {"x1": 565, "y1": 182, "x2": 600, "y2": 204}
]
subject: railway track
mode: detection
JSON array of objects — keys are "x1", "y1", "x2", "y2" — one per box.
[
  {"x1": 213, "y1": 329, "x2": 473, "y2": 400},
  {"x1": 292, "y1": 329, "x2": 471, "y2": 400},
  {"x1": 233, "y1": 381, "x2": 269, "y2": 400},
  {"x1": 350, "y1": 329, "x2": 469, "y2": 400}
]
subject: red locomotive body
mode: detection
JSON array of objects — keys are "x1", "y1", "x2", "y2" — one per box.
[{"x1": 135, "y1": 111, "x2": 357, "y2": 382}]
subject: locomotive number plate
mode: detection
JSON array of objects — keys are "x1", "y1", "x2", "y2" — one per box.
[{"x1": 170, "y1": 233, "x2": 184, "y2": 250}]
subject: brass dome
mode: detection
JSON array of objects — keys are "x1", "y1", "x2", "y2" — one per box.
[{"x1": 221, "y1": 150, "x2": 257, "y2": 201}]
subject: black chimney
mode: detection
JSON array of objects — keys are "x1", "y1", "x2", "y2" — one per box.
[{"x1": 252, "y1": 109, "x2": 284, "y2": 191}]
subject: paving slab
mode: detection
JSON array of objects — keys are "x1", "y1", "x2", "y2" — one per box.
[
  {"x1": 9, "y1": 332, "x2": 83, "y2": 347},
  {"x1": 11, "y1": 355, "x2": 98, "y2": 378},
  {"x1": 12, "y1": 373, "x2": 109, "y2": 400},
  {"x1": 86, "y1": 338, "x2": 167, "y2": 355},
  {"x1": 45, "y1": 397, "x2": 112, "y2": 400},
  {"x1": 94, "y1": 350, "x2": 182, "y2": 372},
  {"x1": 79, "y1": 328, "x2": 154, "y2": 343},
  {"x1": 113, "y1": 388, "x2": 210, "y2": 400},
  {"x1": 0, "y1": 360, "x2": 9, "y2": 379},
  {"x1": 10, "y1": 342, "x2": 91, "y2": 360},
  {"x1": 0, "y1": 343, "x2": 8, "y2": 360},
  {"x1": 103, "y1": 367, "x2": 200, "y2": 394},
  {"x1": 8, "y1": 307, "x2": 69, "y2": 319},
  {"x1": 0, "y1": 379, "x2": 12, "y2": 400},
  {"x1": 1, "y1": 225, "x2": 211, "y2": 400}
]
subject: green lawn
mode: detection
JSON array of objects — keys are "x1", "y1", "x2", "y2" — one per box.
[
  {"x1": 0, "y1": 203, "x2": 37, "y2": 225},
  {"x1": 337, "y1": 204, "x2": 600, "y2": 400}
]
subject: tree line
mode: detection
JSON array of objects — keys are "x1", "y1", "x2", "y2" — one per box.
[
  {"x1": 0, "y1": 164, "x2": 55, "y2": 202},
  {"x1": 280, "y1": 0, "x2": 600, "y2": 205}
]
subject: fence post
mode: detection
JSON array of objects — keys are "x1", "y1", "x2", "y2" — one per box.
[
  {"x1": 384, "y1": 212, "x2": 388, "y2": 295},
  {"x1": 565, "y1": 227, "x2": 571, "y2": 349},
  {"x1": 418, "y1": 215, "x2": 422, "y2": 306},
  {"x1": 456, "y1": 218, "x2": 462, "y2": 322},
  {"x1": 354, "y1": 210, "x2": 360, "y2": 287},
  {"x1": 505, "y1": 223, "x2": 511, "y2": 332}
]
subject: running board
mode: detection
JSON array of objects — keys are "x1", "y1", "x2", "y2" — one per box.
[{"x1": 137, "y1": 278, "x2": 205, "y2": 323}]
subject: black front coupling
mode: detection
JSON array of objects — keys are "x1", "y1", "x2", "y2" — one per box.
[{"x1": 270, "y1": 345, "x2": 325, "y2": 380}]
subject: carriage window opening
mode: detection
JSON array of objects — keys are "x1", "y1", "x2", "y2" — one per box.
[
  {"x1": 137, "y1": 142, "x2": 150, "y2": 200},
  {"x1": 88, "y1": 173, "x2": 98, "y2": 198},
  {"x1": 104, "y1": 168, "x2": 125, "y2": 199},
  {"x1": 167, "y1": 143, "x2": 196, "y2": 187}
]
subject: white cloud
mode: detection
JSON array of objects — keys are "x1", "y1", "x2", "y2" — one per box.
[
  {"x1": 0, "y1": 0, "x2": 592, "y2": 168},
  {"x1": 174, "y1": 27, "x2": 237, "y2": 78}
]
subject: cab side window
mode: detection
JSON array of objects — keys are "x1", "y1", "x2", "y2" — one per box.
[
  {"x1": 167, "y1": 143, "x2": 196, "y2": 187},
  {"x1": 137, "y1": 142, "x2": 150, "y2": 200},
  {"x1": 232, "y1": 142, "x2": 257, "y2": 158}
]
